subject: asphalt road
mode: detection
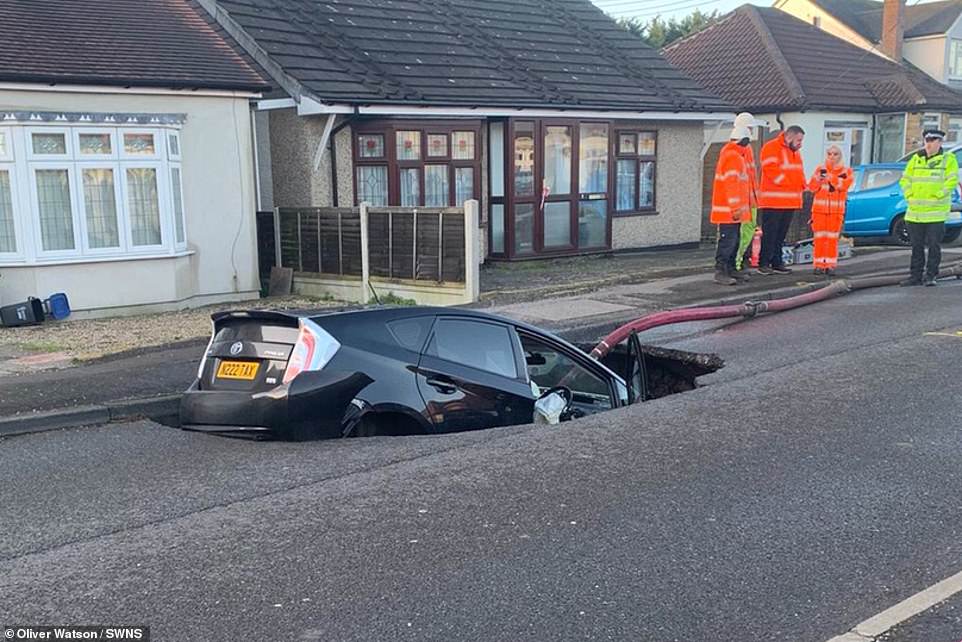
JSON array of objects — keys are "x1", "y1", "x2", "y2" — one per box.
[{"x1": 3, "y1": 280, "x2": 962, "y2": 641}]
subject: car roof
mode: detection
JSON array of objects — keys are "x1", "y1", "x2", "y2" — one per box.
[
  {"x1": 215, "y1": 305, "x2": 571, "y2": 343},
  {"x1": 306, "y1": 305, "x2": 558, "y2": 337}
]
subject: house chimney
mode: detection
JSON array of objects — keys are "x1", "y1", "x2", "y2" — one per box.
[{"x1": 881, "y1": 0, "x2": 905, "y2": 61}]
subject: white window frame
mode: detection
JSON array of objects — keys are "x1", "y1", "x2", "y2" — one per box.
[
  {"x1": 922, "y1": 113, "x2": 942, "y2": 131},
  {"x1": 0, "y1": 163, "x2": 24, "y2": 258},
  {"x1": 120, "y1": 129, "x2": 161, "y2": 160},
  {"x1": 0, "y1": 124, "x2": 188, "y2": 265},
  {"x1": 26, "y1": 127, "x2": 72, "y2": 161},
  {"x1": 949, "y1": 40, "x2": 962, "y2": 79},
  {"x1": 169, "y1": 163, "x2": 187, "y2": 248},
  {"x1": 76, "y1": 162, "x2": 126, "y2": 256},
  {"x1": 74, "y1": 128, "x2": 118, "y2": 162},
  {"x1": 120, "y1": 161, "x2": 167, "y2": 253},
  {"x1": 947, "y1": 117, "x2": 962, "y2": 144},
  {"x1": 0, "y1": 128, "x2": 13, "y2": 162},
  {"x1": 167, "y1": 130, "x2": 182, "y2": 161},
  {"x1": 29, "y1": 162, "x2": 81, "y2": 259}
]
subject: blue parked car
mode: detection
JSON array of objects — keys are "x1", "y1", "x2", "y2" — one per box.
[{"x1": 844, "y1": 144, "x2": 962, "y2": 245}]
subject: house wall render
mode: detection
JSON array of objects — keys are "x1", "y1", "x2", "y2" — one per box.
[{"x1": 0, "y1": 89, "x2": 259, "y2": 315}]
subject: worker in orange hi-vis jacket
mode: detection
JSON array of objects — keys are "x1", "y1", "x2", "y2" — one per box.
[
  {"x1": 806, "y1": 145, "x2": 854, "y2": 276},
  {"x1": 757, "y1": 125, "x2": 806, "y2": 275},
  {"x1": 710, "y1": 124, "x2": 754, "y2": 286}
]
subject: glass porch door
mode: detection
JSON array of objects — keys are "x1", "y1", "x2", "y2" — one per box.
[
  {"x1": 541, "y1": 123, "x2": 574, "y2": 251},
  {"x1": 505, "y1": 119, "x2": 610, "y2": 257}
]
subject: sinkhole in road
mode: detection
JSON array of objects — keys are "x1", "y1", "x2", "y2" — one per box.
[{"x1": 582, "y1": 342, "x2": 724, "y2": 401}]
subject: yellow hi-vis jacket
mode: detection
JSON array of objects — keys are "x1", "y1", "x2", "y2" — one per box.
[{"x1": 900, "y1": 148, "x2": 959, "y2": 223}]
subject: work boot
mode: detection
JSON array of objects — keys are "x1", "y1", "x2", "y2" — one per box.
[
  {"x1": 756, "y1": 266, "x2": 774, "y2": 276},
  {"x1": 732, "y1": 267, "x2": 750, "y2": 282},
  {"x1": 900, "y1": 277, "x2": 923, "y2": 287},
  {"x1": 771, "y1": 265, "x2": 793, "y2": 275},
  {"x1": 714, "y1": 269, "x2": 736, "y2": 286},
  {"x1": 924, "y1": 275, "x2": 937, "y2": 287},
  {"x1": 826, "y1": 268, "x2": 836, "y2": 277}
]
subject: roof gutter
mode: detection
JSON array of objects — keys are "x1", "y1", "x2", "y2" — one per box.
[
  {"x1": 0, "y1": 82, "x2": 260, "y2": 98},
  {"x1": 278, "y1": 102, "x2": 734, "y2": 121}
]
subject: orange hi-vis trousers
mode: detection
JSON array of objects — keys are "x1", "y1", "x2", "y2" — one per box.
[{"x1": 812, "y1": 212, "x2": 843, "y2": 270}]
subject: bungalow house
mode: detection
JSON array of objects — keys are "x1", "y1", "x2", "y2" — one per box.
[
  {"x1": 775, "y1": 0, "x2": 962, "y2": 143},
  {"x1": 0, "y1": 0, "x2": 268, "y2": 317},
  {"x1": 663, "y1": 4, "x2": 962, "y2": 170},
  {"x1": 197, "y1": 0, "x2": 732, "y2": 260}
]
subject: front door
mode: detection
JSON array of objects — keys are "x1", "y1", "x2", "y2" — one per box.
[{"x1": 507, "y1": 120, "x2": 611, "y2": 257}]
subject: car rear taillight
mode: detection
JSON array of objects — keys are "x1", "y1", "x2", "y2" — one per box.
[{"x1": 282, "y1": 318, "x2": 340, "y2": 384}]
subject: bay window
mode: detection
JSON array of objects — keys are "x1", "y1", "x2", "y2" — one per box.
[
  {"x1": 354, "y1": 122, "x2": 481, "y2": 208},
  {"x1": 0, "y1": 170, "x2": 16, "y2": 253},
  {"x1": 0, "y1": 123, "x2": 187, "y2": 263}
]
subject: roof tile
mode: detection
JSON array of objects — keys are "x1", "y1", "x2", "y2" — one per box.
[
  {"x1": 663, "y1": 5, "x2": 962, "y2": 113},
  {"x1": 0, "y1": 0, "x2": 267, "y2": 91},
  {"x1": 212, "y1": 0, "x2": 730, "y2": 111}
]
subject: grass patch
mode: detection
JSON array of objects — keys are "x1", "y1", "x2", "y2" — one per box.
[
  {"x1": 20, "y1": 341, "x2": 65, "y2": 353},
  {"x1": 375, "y1": 292, "x2": 418, "y2": 306}
]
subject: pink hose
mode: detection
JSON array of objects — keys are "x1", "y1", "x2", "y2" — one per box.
[
  {"x1": 590, "y1": 262, "x2": 962, "y2": 360},
  {"x1": 589, "y1": 281, "x2": 849, "y2": 360}
]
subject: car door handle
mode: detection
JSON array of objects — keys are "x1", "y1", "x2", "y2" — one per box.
[{"x1": 426, "y1": 377, "x2": 458, "y2": 395}]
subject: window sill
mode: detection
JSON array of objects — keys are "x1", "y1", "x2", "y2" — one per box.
[
  {"x1": 0, "y1": 249, "x2": 195, "y2": 268},
  {"x1": 612, "y1": 209, "x2": 659, "y2": 218}
]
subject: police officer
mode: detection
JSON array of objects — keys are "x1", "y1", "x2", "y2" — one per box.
[{"x1": 900, "y1": 129, "x2": 960, "y2": 287}]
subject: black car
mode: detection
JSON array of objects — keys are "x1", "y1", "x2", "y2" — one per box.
[{"x1": 180, "y1": 307, "x2": 647, "y2": 439}]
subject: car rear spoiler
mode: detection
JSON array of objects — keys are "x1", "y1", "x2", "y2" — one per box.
[{"x1": 210, "y1": 310, "x2": 301, "y2": 327}]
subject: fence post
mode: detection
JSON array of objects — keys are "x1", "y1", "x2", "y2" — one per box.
[
  {"x1": 273, "y1": 206, "x2": 282, "y2": 268},
  {"x1": 360, "y1": 203, "x2": 370, "y2": 304},
  {"x1": 412, "y1": 208, "x2": 418, "y2": 280},
  {"x1": 464, "y1": 200, "x2": 480, "y2": 302},
  {"x1": 338, "y1": 211, "x2": 344, "y2": 275}
]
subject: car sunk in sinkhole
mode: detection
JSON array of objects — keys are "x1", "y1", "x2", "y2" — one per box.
[{"x1": 180, "y1": 307, "x2": 721, "y2": 439}]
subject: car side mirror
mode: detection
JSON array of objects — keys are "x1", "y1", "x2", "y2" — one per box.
[{"x1": 533, "y1": 386, "x2": 572, "y2": 425}]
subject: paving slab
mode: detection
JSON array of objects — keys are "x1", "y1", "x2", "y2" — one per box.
[{"x1": 493, "y1": 298, "x2": 635, "y2": 323}]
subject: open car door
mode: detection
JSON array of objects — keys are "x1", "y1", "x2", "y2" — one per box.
[{"x1": 625, "y1": 331, "x2": 647, "y2": 405}]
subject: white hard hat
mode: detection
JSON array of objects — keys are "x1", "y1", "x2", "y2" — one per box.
[{"x1": 730, "y1": 112, "x2": 766, "y2": 140}]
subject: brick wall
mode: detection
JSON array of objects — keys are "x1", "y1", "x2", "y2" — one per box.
[{"x1": 905, "y1": 112, "x2": 923, "y2": 153}]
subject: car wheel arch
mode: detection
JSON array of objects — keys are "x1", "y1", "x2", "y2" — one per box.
[
  {"x1": 351, "y1": 406, "x2": 432, "y2": 437},
  {"x1": 891, "y1": 213, "x2": 911, "y2": 246}
]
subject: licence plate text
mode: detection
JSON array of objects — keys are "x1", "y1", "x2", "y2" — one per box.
[{"x1": 217, "y1": 360, "x2": 259, "y2": 380}]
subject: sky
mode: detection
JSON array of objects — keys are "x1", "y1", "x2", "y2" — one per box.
[{"x1": 589, "y1": 0, "x2": 944, "y2": 22}]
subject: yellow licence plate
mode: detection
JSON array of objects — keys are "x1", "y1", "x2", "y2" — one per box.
[{"x1": 216, "y1": 360, "x2": 259, "y2": 381}]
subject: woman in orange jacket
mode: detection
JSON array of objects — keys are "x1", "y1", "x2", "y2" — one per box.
[{"x1": 807, "y1": 145, "x2": 854, "y2": 275}]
